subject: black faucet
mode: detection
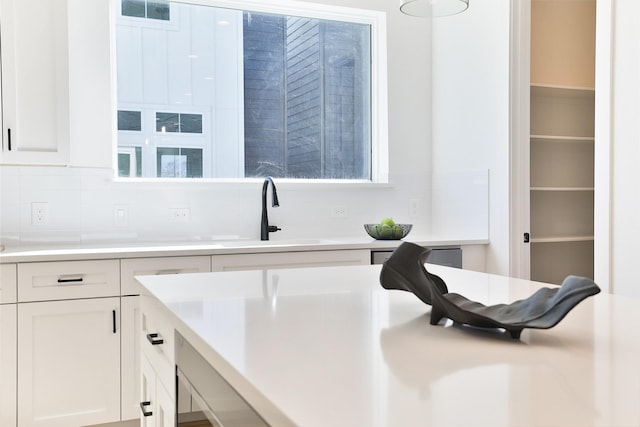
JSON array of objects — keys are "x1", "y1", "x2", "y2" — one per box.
[{"x1": 261, "y1": 177, "x2": 281, "y2": 240}]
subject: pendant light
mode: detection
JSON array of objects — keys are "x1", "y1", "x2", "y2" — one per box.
[{"x1": 400, "y1": 0, "x2": 469, "y2": 17}]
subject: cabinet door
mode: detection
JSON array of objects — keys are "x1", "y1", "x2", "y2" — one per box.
[
  {"x1": 17, "y1": 297, "x2": 120, "y2": 427},
  {"x1": 210, "y1": 249, "x2": 370, "y2": 271},
  {"x1": 140, "y1": 354, "x2": 175, "y2": 427},
  {"x1": 155, "y1": 380, "x2": 176, "y2": 427},
  {"x1": 0, "y1": 0, "x2": 70, "y2": 165},
  {"x1": 0, "y1": 304, "x2": 17, "y2": 427},
  {"x1": 121, "y1": 295, "x2": 141, "y2": 421},
  {"x1": 140, "y1": 354, "x2": 157, "y2": 427}
]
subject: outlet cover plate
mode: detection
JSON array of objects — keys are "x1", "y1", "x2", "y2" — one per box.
[
  {"x1": 170, "y1": 208, "x2": 191, "y2": 223},
  {"x1": 330, "y1": 205, "x2": 348, "y2": 218},
  {"x1": 31, "y1": 202, "x2": 49, "y2": 225}
]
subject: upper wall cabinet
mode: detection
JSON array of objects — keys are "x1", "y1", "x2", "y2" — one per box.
[{"x1": 0, "y1": 0, "x2": 70, "y2": 165}]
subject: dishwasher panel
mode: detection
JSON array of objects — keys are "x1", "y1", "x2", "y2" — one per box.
[{"x1": 371, "y1": 246, "x2": 462, "y2": 268}]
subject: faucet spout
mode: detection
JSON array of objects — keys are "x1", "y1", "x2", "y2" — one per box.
[{"x1": 261, "y1": 177, "x2": 281, "y2": 240}]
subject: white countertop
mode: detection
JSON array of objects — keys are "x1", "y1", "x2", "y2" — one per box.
[
  {"x1": 137, "y1": 264, "x2": 640, "y2": 427},
  {"x1": 0, "y1": 235, "x2": 485, "y2": 263}
]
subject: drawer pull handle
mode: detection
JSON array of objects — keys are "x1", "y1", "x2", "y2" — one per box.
[
  {"x1": 57, "y1": 277, "x2": 84, "y2": 284},
  {"x1": 140, "y1": 401, "x2": 153, "y2": 417},
  {"x1": 146, "y1": 333, "x2": 164, "y2": 345},
  {"x1": 155, "y1": 269, "x2": 181, "y2": 275},
  {"x1": 7, "y1": 128, "x2": 11, "y2": 151}
]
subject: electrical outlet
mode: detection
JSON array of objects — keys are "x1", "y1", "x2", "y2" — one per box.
[
  {"x1": 31, "y1": 202, "x2": 49, "y2": 225},
  {"x1": 330, "y1": 205, "x2": 348, "y2": 218},
  {"x1": 170, "y1": 208, "x2": 191, "y2": 223},
  {"x1": 409, "y1": 199, "x2": 420, "y2": 217},
  {"x1": 114, "y1": 205, "x2": 128, "y2": 227}
]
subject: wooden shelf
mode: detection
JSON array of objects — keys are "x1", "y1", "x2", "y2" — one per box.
[
  {"x1": 530, "y1": 83, "x2": 594, "y2": 92},
  {"x1": 530, "y1": 236, "x2": 594, "y2": 244},
  {"x1": 530, "y1": 187, "x2": 594, "y2": 192},
  {"x1": 531, "y1": 135, "x2": 594, "y2": 142}
]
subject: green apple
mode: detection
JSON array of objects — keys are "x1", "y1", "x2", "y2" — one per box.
[
  {"x1": 378, "y1": 224, "x2": 393, "y2": 238},
  {"x1": 380, "y1": 217, "x2": 395, "y2": 227}
]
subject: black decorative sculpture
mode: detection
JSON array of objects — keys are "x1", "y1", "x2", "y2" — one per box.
[{"x1": 380, "y1": 242, "x2": 601, "y2": 339}]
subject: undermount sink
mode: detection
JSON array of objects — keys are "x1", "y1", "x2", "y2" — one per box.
[{"x1": 219, "y1": 239, "x2": 338, "y2": 248}]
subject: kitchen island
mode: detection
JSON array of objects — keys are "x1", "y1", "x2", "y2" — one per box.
[
  {"x1": 0, "y1": 237, "x2": 487, "y2": 426},
  {"x1": 137, "y1": 264, "x2": 639, "y2": 427}
]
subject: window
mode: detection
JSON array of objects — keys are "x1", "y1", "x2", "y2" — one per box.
[
  {"x1": 115, "y1": 0, "x2": 387, "y2": 181},
  {"x1": 122, "y1": 0, "x2": 170, "y2": 21},
  {"x1": 118, "y1": 147, "x2": 142, "y2": 177},
  {"x1": 118, "y1": 110, "x2": 142, "y2": 131},
  {"x1": 156, "y1": 147, "x2": 203, "y2": 178},
  {"x1": 156, "y1": 113, "x2": 203, "y2": 134}
]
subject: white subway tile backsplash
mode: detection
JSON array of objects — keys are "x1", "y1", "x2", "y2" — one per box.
[{"x1": 0, "y1": 165, "x2": 435, "y2": 246}]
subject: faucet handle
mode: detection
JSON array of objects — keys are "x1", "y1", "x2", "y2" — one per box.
[{"x1": 268, "y1": 225, "x2": 281, "y2": 233}]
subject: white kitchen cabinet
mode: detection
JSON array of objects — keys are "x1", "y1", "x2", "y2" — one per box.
[
  {"x1": 140, "y1": 353, "x2": 175, "y2": 427},
  {"x1": 0, "y1": 303, "x2": 17, "y2": 427},
  {"x1": 120, "y1": 256, "x2": 210, "y2": 421},
  {"x1": 121, "y1": 256, "x2": 211, "y2": 296},
  {"x1": 211, "y1": 249, "x2": 370, "y2": 271},
  {"x1": 17, "y1": 259, "x2": 120, "y2": 302},
  {"x1": 140, "y1": 353, "x2": 156, "y2": 427},
  {"x1": 140, "y1": 296, "x2": 176, "y2": 427},
  {"x1": 0, "y1": 0, "x2": 70, "y2": 165},
  {"x1": 1, "y1": 263, "x2": 17, "y2": 303},
  {"x1": 17, "y1": 297, "x2": 120, "y2": 427},
  {"x1": 124, "y1": 294, "x2": 178, "y2": 424}
]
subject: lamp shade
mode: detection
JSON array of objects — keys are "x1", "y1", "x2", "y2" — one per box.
[{"x1": 400, "y1": 0, "x2": 469, "y2": 17}]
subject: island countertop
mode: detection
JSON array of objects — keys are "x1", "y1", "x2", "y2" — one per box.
[{"x1": 137, "y1": 264, "x2": 640, "y2": 427}]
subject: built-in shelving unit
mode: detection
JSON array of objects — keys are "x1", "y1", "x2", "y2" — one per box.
[
  {"x1": 529, "y1": 84, "x2": 595, "y2": 284},
  {"x1": 529, "y1": 0, "x2": 596, "y2": 285}
]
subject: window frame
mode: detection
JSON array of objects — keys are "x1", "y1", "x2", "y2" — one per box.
[
  {"x1": 115, "y1": 0, "x2": 388, "y2": 183},
  {"x1": 118, "y1": 0, "x2": 180, "y2": 31}
]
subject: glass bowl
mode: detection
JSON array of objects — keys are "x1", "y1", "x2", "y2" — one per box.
[{"x1": 364, "y1": 223, "x2": 412, "y2": 240}]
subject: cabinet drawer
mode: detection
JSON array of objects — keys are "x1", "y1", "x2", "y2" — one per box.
[
  {"x1": 210, "y1": 249, "x2": 370, "y2": 271},
  {"x1": 17, "y1": 260, "x2": 120, "y2": 302},
  {"x1": 0, "y1": 264, "x2": 17, "y2": 304},
  {"x1": 122, "y1": 256, "x2": 211, "y2": 296},
  {"x1": 141, "y1": 296, "x2": 174, "y2": 389}
]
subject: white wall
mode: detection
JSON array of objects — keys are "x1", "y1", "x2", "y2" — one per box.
[
  {"x1": 595, "y1": 0, "x2": 640, "y2": 297},
  {"x1": 0, "y1": 0, "x2": 444, "y2": 246},
  {"x1": 430, "y1": 0, "x2": 511, "y2": 275}
]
